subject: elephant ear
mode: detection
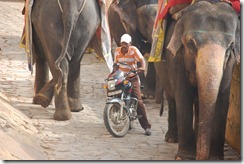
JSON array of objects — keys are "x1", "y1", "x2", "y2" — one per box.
[
  {"x1": 166, "y1": 18, "x2": 184, "y2": 57},
  {"x1": 113, "y1": 0, "x2": 119, "y2": 4},
  {"x1": 109, "y1": 1, "x2": 137, "y2": 35}
]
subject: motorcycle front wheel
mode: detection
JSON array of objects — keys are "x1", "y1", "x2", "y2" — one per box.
[{"x1": 103, "y1": 103, "x2": 130, "y2": 137}]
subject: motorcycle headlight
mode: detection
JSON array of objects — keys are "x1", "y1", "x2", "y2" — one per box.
[{"x1": 107, "y1": 79, "x2": 117, "y2": 90}]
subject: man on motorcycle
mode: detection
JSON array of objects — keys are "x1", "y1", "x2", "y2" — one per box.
[{"x1": 113, "y1": 34, "x2": 152, "y2": 136}]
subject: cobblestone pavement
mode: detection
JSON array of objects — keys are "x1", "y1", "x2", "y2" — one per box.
[{"x1": 0, "y1": 0, "x2": 240, "y2": 161}]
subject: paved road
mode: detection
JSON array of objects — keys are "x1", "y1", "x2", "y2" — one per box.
[{"x1": 0, "y1": 0, "x2": 240, "y2": 161}]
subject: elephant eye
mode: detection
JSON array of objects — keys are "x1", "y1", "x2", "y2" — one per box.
[
  {"x1": 225, "y1": 51, "x2": 230, "y2": 58},
  {"x1": 225, "y1": 48, "x2": 231, "y2": 60},
  {"x1": 187, "y1": 39, "x2": 197, "y2": 56}
]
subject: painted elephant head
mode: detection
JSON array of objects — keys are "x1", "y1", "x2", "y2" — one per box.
[{"x1": 166, "y1": 1, "x2": 240, "y2": 160}]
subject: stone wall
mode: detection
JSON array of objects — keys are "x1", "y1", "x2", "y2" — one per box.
[{"x1": 225, "y1": 64, "x2": 240, "y2": 154}]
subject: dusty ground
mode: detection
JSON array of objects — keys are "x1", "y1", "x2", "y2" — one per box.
[{"x1": 0, "y1": 0, "x2": 240, "y2": 161}]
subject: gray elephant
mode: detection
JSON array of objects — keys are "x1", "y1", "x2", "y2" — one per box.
[
  {"x1": 155, "y1": 0, "x2": 240, "y2": 160},
  {"x1": 107, "y1": 0, "x2": 162, "y2": 100},
  {"x1": 31, "y1": 0, "x2": 107, "y2": 121}
]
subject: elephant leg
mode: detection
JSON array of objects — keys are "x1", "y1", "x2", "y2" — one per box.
[
  {"x1": 175, "y1": 72, "x2": 196, "y2": 160},
  {"x1": 209, "y1": 89, "x2": 229, "y2": 160},
  {"x1": 159, "y1": 90, "x2": 164, "y2": 116},
  {"x1": 53, "y1": 58, "x2": 71, "y2": 121},
  {"x1": 165, "y1": 93, "x2": 178, "y2": 143},
  {"x1": 33, "y1": 55, "x2": 49, "y2": 95},
  {"x1": 144, "y1": 62, "x2": 156, "y2": 99},
  {"x1": 155, "y1": 75, "x2": 164, "y2": 103},
  {"x1": 67, "y1": 62, "x2": 83, "y2": 112},
  {"x1": 33, "y1": 79, "x2": 54, "y2": 108}
]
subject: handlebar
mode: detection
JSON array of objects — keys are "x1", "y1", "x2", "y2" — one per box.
[
  {"x1": 118, "y1": 62, "x2": 141, "y2": 80},
  {"x1": 105, "y1": 62, "x2": 142, "y2": 81},
  {"x1": 117, "y1": 62, "x2": 139, "y2": 74}
]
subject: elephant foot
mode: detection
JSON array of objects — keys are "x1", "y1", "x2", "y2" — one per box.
[
  {"x1": 175, "y1": 151, "x2": 196, "y2": 160},
  {"x1": 208, "y1": 153, "x2": 224, "y2": 160},
  {"x1": 33, "y1": 93, "x2": 52, "y2": 108},
  {"x1": 165, "y1": 133, "x2": 178, "y2": 143},
  {"x1": 33, "y1": 79, "x2": 54, "y2": 108},
  {"x1": 155, "y1": 92, "x2": 164, "y2": 103},
  {"x1": 155, "y1": 98, "x2": 162, "y2": 104},
  {"x1": 53, "y1": 109, "x2": 71, "y2": 121},
  {"x1": 145, "y1": 94, "x2": 155, "y2": 99},
  {"x1": 68, "y1": 98, "x2": 84, "y2": 112},
  {"x1": 71, "y1": 107, "x2": 84, "y2": 112},
  {"x1": 141, "y1": 93, "x2": 146, "y2": 99},
  {"x1": 142, "y1": 91, "x2": 155, "y2": 99},
  {"x1": 208, "y1": 156, "x2": 224, "y2": 160}
]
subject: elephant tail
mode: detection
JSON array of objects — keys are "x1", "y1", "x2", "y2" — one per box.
[
  {"x1": 54, "y1": 20, "x2": 73, "y2": 94},
  {"x1": 159, "y1": 96, "x2": 164, "y2": 116},
  {"x1": 54, "y1": 0, "x2": 87, "y2": 94}
]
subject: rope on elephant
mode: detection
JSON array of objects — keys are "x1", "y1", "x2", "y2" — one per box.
[
  {"x1": 57, "y1": 0, "x2": 63, "y2": 13},
  {"x1": 57, "y1": 0, "x2": 87, "y2": 14}
]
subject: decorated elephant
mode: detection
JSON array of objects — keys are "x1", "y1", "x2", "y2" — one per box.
[
  {"x1": 107, "y1": 0, "x2": 162, "y2": 100},
  {"x1": 31, "y1": 0, "x2": 112, "y2": 121},
  {"x1": 154, "y1": 0, "x2": 240, "y2": 160}
]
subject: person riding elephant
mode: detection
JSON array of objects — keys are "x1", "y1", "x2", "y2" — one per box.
[{"x1": 152, "y1": 0, "x2": 240, "y2": 160}]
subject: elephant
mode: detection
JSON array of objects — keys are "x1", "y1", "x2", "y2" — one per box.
[
  {"x1": 154, "y1": 0, "x2": 240, "y2": 160},
  {"x1": 31, "y1": 0, "x2": 107, "y2": 121},
  {"x1": 107, "y1": 0, "x2": 163, "y2": 102}
]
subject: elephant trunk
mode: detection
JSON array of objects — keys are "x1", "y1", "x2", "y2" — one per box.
[{"x1": 195, "y1": 44, "x2": 225, "y2": 160}]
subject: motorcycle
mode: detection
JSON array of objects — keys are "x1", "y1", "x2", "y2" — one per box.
[{"x1": 102, "y1": 62, "x2": 142, "y2": 137}]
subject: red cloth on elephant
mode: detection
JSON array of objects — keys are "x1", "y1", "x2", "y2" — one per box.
[
  {"x1": 154, "y1": 0, "x2": 192, "y2": 28},
  {"x1": 229, "y1": 0, "x2": 240, "y2": 14},
  {"x1": 221, "y1": 0, "x2": 240, "y2": 14}
]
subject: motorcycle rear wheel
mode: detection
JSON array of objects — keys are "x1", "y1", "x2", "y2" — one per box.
[{"x1": 103, "y1": 104, "x2": 130, "y2": 137}]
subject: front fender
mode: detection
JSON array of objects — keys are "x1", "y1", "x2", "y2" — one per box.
[
  {"x1": 106, "y1": 98, "x2": 124, "y2": 106},
  {"x1": 106, "y1": 98, "x2": 126, "y2": 118}
]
